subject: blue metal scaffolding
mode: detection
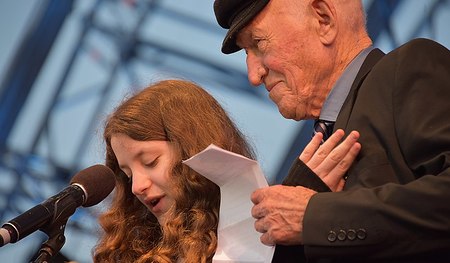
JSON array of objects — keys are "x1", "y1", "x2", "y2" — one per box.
[{"x1": 0, "y1": 0, "x2": 449, "y2": 262}]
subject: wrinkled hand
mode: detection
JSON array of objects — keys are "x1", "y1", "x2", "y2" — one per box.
[
  {"x1": 250, "y1": 130, "x2": 361, "y2": 246},
  {"x1": 251, "y1": 185, "x2": 315, "y2": 246},
  {"x1": 301, "y1": 129, "x2": 361, "y2": 191}
]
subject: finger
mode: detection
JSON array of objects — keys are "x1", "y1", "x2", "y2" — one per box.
[
  {"x1": 260, "y1": 232, "x2": 275, "y2": 246},
  {"x1": 251, "y1": 188, "x2": 264, "y2": 204},
  {"x1": 321, "y1": 141, "x2": 361, "y2": 189},
  {"x1": 335, "y1": 178, "x2": 346, "y2": 192},
  {"x1": 251, "y1": 203, "x2": 267, "y2": 219},
  {"x1": 254, "y1": 218, "x2": 266, "y2": 233},
  {"x1": 316, "y1": 131, "x2": 360, "y2": 175},
  {"x1": 338, "y1": 141, "x2": 361, "y2": 171},
  {"x1": 299, "y1": 132, "x2": 323, "y2": 163},
  {"x1": 328, "y1": 142, "x2": 361, "y2": 181},
  {"x1": 321, "y1": 129, "x2": 347, "y2": 153},
  {"x1": 329, "y1": 137, "x2": 361, "y2": 176},
  {"x1": 307, "y1": 129, "x2": 346, "y2": 169}
]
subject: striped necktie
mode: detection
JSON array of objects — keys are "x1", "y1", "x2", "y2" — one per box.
[{"x1": 313, "y1": 119, "x2": 335, "y2": 143}]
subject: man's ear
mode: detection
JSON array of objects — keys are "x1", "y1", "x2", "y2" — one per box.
[{"x1": 310, "y1": 0, "x2": 337, "y2": 45}]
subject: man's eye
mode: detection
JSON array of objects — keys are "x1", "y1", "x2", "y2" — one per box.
[{"x1": 253, "y1": 39, "x2": 267, "y2": 51}]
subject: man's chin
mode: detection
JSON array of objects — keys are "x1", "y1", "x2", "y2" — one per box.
[{"x1": 278, "y1": 106, "x2": 309, "y2": 121}]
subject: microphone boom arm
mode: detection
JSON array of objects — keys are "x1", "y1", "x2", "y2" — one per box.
[{"x1": 30, "y1": 185, "x2": 85, "y2": 262}]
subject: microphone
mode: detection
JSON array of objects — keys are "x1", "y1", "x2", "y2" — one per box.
[{"x1": 0, "y1": 164, "x2": 115, "y2": 247}]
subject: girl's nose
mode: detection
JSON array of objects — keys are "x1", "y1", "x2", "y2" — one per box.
[{"x1": 131, "y1": 171, "x2": 152, "y2": 196}]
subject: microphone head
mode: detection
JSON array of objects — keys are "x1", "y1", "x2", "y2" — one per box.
[{"x1": 70, "y1": 164, "x2": 116, "y2": 207}]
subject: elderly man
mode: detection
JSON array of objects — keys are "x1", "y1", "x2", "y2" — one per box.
[{"x1": 214, "y1": 0, "x2": 450, "y2": 262}]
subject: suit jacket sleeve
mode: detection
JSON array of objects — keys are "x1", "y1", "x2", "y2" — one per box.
[
  {"x1": 271, "y1": 158, "x2": 331, "y2": 263},
  {"x1": 282, "y1": 158, "x2": 331, "y2": 191},
  {"x1": 302, "y1": 39, "x2": 450, "y2": 261}
]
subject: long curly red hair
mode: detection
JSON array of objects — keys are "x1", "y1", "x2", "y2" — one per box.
[{"x1": 93, "y1": 79, "x2": 254, "y2": 262}]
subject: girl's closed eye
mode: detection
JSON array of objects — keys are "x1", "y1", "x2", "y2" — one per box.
[
  {"x1": 145, "y1": 157, "x2": 159, "y2": 168},
  {"x1": 122, "y1": 171, "x2": 132, "y2": 183},
  {"x1": 118, "y1": 167, "x2": 132, "y2": 183}
]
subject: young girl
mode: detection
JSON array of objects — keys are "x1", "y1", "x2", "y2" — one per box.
[{"x1": 93, "y1": 79, "x2": 254, "y2": 262}]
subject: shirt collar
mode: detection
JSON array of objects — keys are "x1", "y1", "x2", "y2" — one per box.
[{"x1": 319, "y1": 47, "x2": 374, "y2": 122}]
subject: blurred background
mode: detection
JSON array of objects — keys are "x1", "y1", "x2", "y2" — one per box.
[{"x1": 0, "y1": 0, "x2": 449, "y2": 262}]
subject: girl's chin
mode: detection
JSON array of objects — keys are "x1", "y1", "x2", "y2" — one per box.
[{"x1": 155, "y1": 211, "x2": 171, "y2": 225}]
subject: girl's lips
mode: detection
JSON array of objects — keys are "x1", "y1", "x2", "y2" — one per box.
[
  {"x1": 145, "y1": 195, "x2": 165, "y2": 213},
  {"x1": 151, "y1": 198, "x2": 163, "y2": 214},
  {"x1": 149, "y1": 198, "x2": 160, "y2": 207}
]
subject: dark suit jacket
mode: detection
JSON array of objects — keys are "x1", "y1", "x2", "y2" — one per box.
[{"x1": 274, "y1": 39, "x2": 450, "y2": 263}]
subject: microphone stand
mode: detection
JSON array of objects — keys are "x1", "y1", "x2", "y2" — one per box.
[{"x1": 31, "y1": 219, "x2": 67, "y2": 263}]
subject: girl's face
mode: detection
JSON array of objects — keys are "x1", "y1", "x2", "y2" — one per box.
[{"x1": 111, "y1": 133, "x2": 176, "y2": 225}]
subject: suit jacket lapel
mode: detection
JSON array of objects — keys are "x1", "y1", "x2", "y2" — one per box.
[{"x1": 334, "y1": 49, "x2": 385, "y2": 131}]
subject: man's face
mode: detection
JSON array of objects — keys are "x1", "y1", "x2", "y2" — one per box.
[{"x1": 236, "y1": 0, "x2": 333, "y2": 120}]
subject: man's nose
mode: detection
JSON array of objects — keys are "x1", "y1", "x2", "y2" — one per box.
[{"x1": 246, "y1": 53, "x2": 266, "y2": 86}]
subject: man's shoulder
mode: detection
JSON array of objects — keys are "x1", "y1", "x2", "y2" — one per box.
[
  {"x1": 388, "y1": 38, "x2": 449, "y2": 57},
  {"x1": 370, "y1": 38, "x2": 450, "y2": 74}
]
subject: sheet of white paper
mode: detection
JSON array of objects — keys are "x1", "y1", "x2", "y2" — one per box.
[{"x1": 183, "y1": 144, "x2": 275, "y2": 263}]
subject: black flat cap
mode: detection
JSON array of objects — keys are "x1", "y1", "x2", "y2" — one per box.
[{"x1": 214, "y1": 0, "x2": 270, "y2": 54}]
